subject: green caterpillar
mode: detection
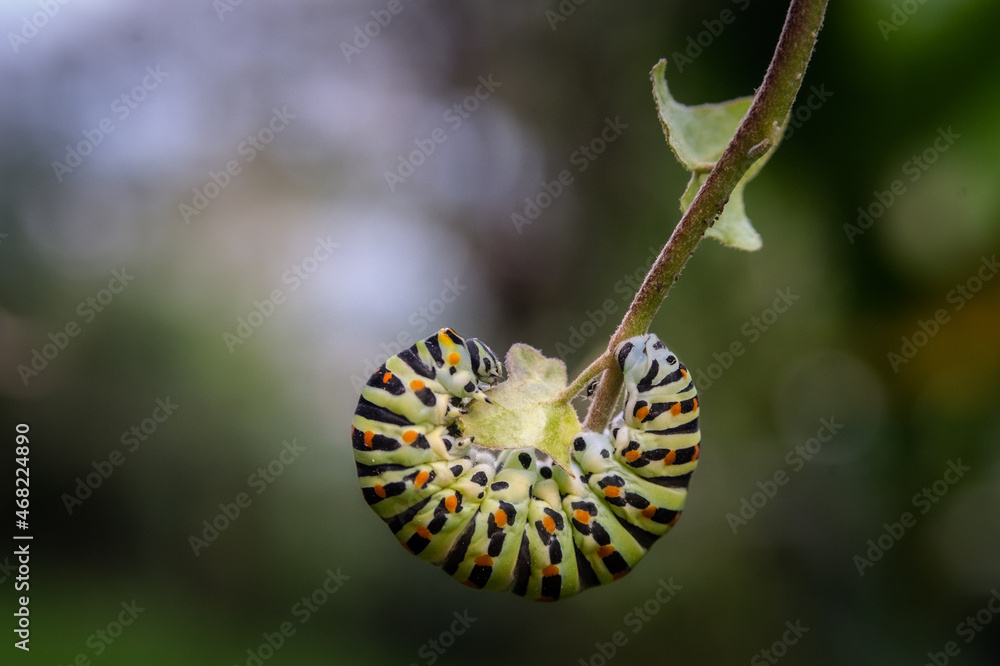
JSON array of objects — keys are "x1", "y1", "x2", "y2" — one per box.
[{"x1": 351, "y1": 328, "x2": 700, "y2": 600}]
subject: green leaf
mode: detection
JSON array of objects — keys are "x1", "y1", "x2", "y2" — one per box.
[
  {"x1": 461, "y1": 344, "x2": 582, "y2": 472},
  {"x1": 652, "y1": 59, "x2": 779, "y2": 251},
  {"x1": 679, "y1": 172, "x2": 762, "y2": 251}
]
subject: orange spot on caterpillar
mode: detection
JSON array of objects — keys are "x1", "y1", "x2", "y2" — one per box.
[
  {"x1": 612, "y1": 570, "x2": 629, "y2": 580},
  {"x1": 662, "y1": 450, "x2": 676, "y2": 465},
  {"x1": 415, "y1": 526, "x2": 432, "y2": 539},
  {"x1": 574, "y1": 510, "x2": 590, "y2": 524},
  {"x1": 668, "y1": 513, "x2": 680, "y2": 526},
  {"x1": 444, "y1": 495, "x2": 458, "y2": 512},
  {"x1": 374, "y1": 485, "x2": 386, "y2": 498},
  {"x1": 448, "y1": 352, "x2": 461, "y2": 365},
  {"x1": 382, "y1": 372, "x2": 393, "y2": 383},
  {"x1": 363, "y1": 430, "x2": 374, "y2": 448},
  {"x1": 692, "y1": 397, "x2": 699, "y2": 410},
  {"x1": 641, "y1": 506, "x2": 657, "y2": 519},
  {"x1": 624, "y1": 450, "x2": 641, "y2": 463},
  {"x1": 542, "y1": 516, "x2": 556, "y2": 533},
  {"x1": 542, "y1": 565, "x2": 560, "y2": 577},
  {"x1": 494, "y1": 509, "x2": 508, "y2": 527},
  {"x1": 410, "y1": 380, "x2": 425, "y2": 391},
  {"x1": 596, "y1": 545, "x2": 615, "y2": 558},
  {"x1": 475, "y1": 555, "x2": 493, "y2": 567},
  {"x1": 402, "y1": 430, "x2": 418, "y2": 444},
  {"x1": 414, "y1": 471, "x2": 430, "y2": 487},
  {"x1": 603, "y1": 486, "x2": 621, "y2": 498},
  {"x1": 635, "y1": 405, "x2": 650, "y2": 421},
  {"x1": 670, "y1": 402, "x2": 683, "y2": 416},
  {"x1": 680, "y1": 368, "x2": 688, "y2": 377},
  {"x1": 692, "y1": 444, "x2": 700, "y2": 460}
]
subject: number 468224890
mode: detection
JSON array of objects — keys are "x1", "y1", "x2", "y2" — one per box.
[{"x1": 15, "y1": 423, "x2": 29, "y2": 524}]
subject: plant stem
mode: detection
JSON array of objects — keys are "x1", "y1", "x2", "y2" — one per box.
[
  {"x1": 556, "y1": 353, "x2": 613, "y2": 404},
  {"x1": 581, "y1": 0, "x2": 828, "y2": 432}
]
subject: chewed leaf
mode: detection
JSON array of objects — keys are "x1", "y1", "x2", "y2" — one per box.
[
  {"x1": 652, "y1": 59, "x2": 779, "y2": 251},
  {"x1": 652, "y1": 63, "x2": 752, "y2": 170},
  {"x1": 462, "y1": 344, "x2": 581, "y2": 472}
]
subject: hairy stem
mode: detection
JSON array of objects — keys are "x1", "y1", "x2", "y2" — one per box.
[
  {"x1": 556, "y1": 353, "x2": 614, "y2": 404},
  {"x1": 581, "y1": 0, "x2": 828, "y2": 431}
]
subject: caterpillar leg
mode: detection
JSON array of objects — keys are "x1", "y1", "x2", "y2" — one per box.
[
  {"x1": 551, "y1": 443, "x2": 653, "y2": 588},
  {"x1": 443, "y1": 451, "x2": 534, "y2": 592},
  {"x1": 519, "y1": 454, "x2": 581, "y2": 601}
]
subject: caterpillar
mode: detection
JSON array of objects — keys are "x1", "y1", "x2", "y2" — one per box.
[{"x1": 351, "y1": 327, "x2": 700, "y2": 601}]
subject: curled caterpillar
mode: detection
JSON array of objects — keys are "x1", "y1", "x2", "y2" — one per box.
[{"x1": 351, "y1": 328, "x2": 700, "y2": 601}]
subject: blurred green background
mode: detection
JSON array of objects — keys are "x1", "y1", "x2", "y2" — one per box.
[{"x1": 1, "y1": 0, "x2": 999, "y2": 664}]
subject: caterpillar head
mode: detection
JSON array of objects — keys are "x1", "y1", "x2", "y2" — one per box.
[
  {"x1": 615, "y1": 334, "x2": 681, "y2": 391},
  {"x1": 465, "y1": 337, "x2": 503, "y2": 387}
]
